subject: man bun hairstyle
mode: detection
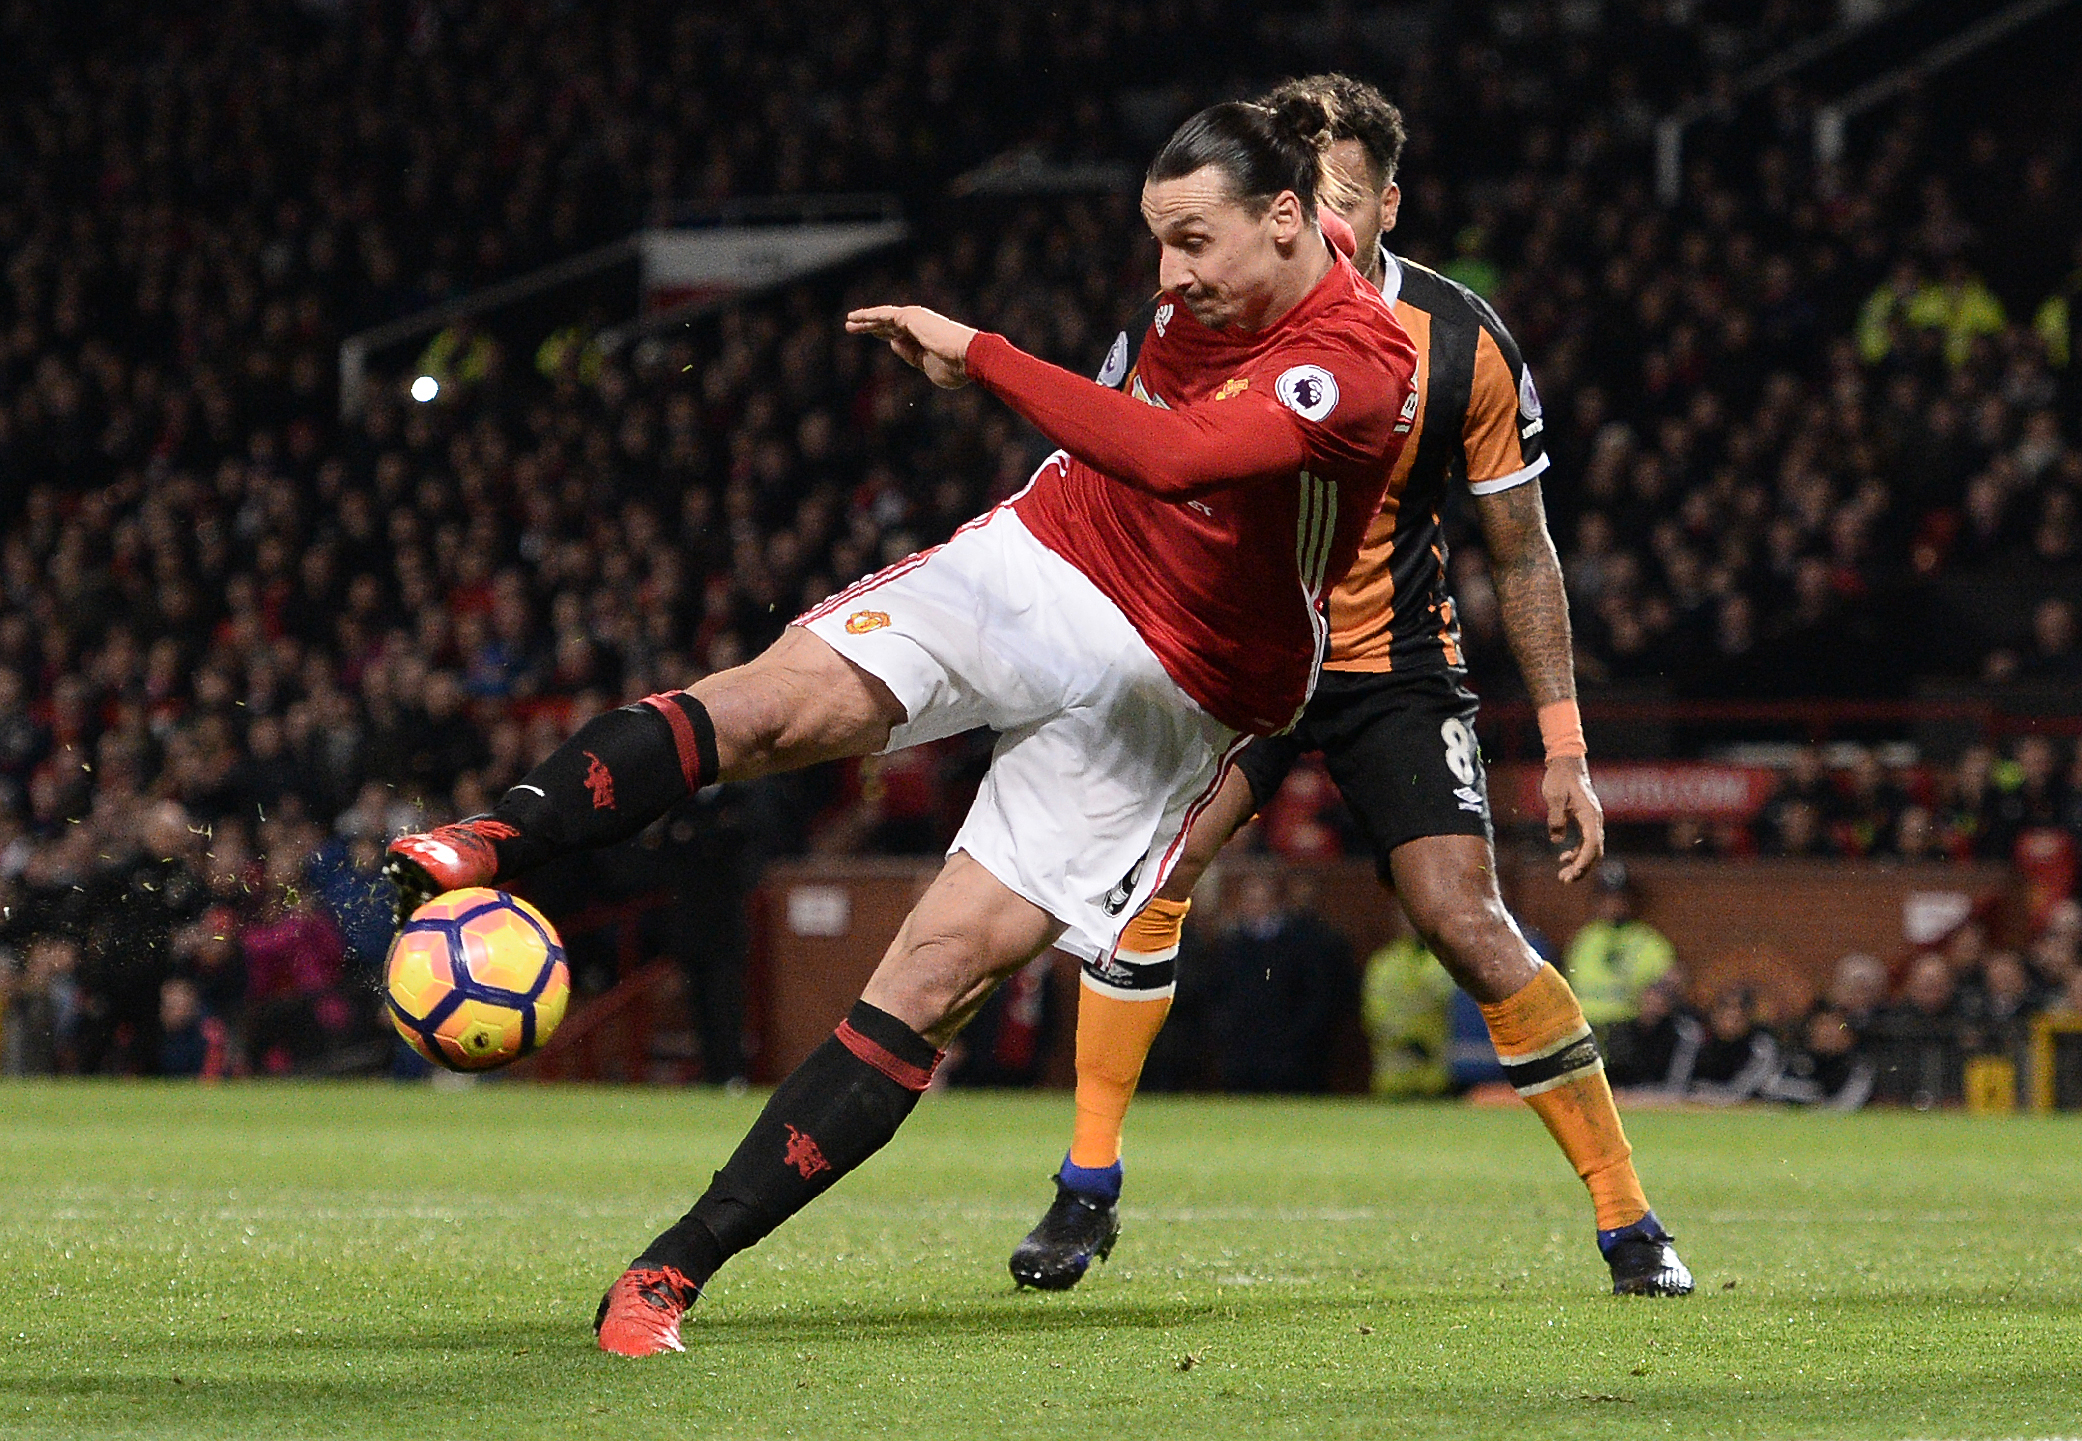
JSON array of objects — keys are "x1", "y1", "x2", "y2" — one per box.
[
  {"x1": 1259, "y1": 73, "x2": 1407, "y2": 189},
  {"x1": 1148, "y1": 92, "x2": 1359, "y2": 219}
]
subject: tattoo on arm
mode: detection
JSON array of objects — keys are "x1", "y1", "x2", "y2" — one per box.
[{"x1": 1473, "y1": 480, "x2": 1577, "y2": 707}]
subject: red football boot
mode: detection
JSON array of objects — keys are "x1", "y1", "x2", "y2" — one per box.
[
  {"x1": 594, "y1": 1266, "x2": 698, "y2": 1356},
  {"x1": 381, "y1": 818, "x2": 509, "y2": 922}
]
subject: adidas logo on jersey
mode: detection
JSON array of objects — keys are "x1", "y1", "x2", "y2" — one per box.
[
  {"x1": 1395, "y1": 389, "x2": 1419, "y2": 433},
  {"x1": 1154, "y1": 302, "x2": 1174, "y2": 336}
]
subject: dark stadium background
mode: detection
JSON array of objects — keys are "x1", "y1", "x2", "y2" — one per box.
[{"x1": 3, "y1": 0, "x2": 2080, "y2": 1103}]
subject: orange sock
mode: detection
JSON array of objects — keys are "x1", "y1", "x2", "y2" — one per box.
[
  {"x1": 1067, "y1": 897, "x2": 1187, "y2": 1169},
  {"x1": 1479, "y1": 965, "x2": 1649, "y2": 1232}
]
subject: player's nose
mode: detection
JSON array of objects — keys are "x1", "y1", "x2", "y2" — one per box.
[{"x1": 1158, "y1": 250, "x2": 1194, "y2": 295}]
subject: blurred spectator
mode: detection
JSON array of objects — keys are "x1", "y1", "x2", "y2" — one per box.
[
  {"x1": 1869, "y1": 954, "x2": 1968, "y2": 1107},
  {"x1": 1823, "y1": 952, "x2": 1890, "y2": 1034},
  {"x1": 1358, "y1": 929, "x2": 1456, "y2": 1098},
  {"x1": 1993, "y1": 737, "x2": 2067, "y2": 841},
  {"x1": 1603, "y1": 972, "x2": 1695, "y2": 1092},
  {"x1": 1565, "y1": 863, "x2": 1676, "y2": 1030},
  {"x1": 307, "y1": 829, "x2": 395, "y2": 979},
  {"x1": 1, "y1": 935, "x2": 81, "y2": 1074},
  {"x1": 1679, "y1": 986, "x2": 1782, "y2": 1104},
  {"x1": 941, "y1": 952, "x2": 1057, "y2": 1089},
  {"x1": 1906, "y1": 257, "x2": 2009, "y2": 369},
  {"x1": 636, "y1": 784, "x2": 791, "y2": 1086},
  {"x1": 1961, "y1": 950, "x2": 2038, "y2": 1067},
  {"x1": 1937, "y1": 746, "x2": 2005, "y2": 859},
  {"x1": 1206, "y1": 873, "x2": 1355, "y2": 1094},
  {"x1": 156, "y1": 976, "x2": 229, "y2": 1079},
  {"x1": 238, "y1": 840, "x2": 351, "y2": 1075},
  {"x1": 2036, "y1": 236, "x2": 2082, "y2": 413},
  {"x1": 1757, "y1": 747, "x2": 1839, "y2": 857},
  {"x1": 172, "y1": 905, "x2": 248, "y2": 1037},
  {"x1": 1835, "y1": 749, "x2": 1908, "y2": 857},
  {"x1": 1885, "y1": 803, "x2": 1946, "y2": 862},
  {"x1": 2059, "y1": 968, "x2": 2082, "y2": 1021},
  {"x1": 2027, "y1": 898, "x2": 2082, "y2": 1000},
  {"x1": 2014, "y1": 599, "x2": 2082, "y2": 682},
  {"x1": 1764, "y1": 1008, "x2": 1875, "y2": 1111}
]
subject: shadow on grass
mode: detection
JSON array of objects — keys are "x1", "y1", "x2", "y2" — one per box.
[
  {"x1": 19, "y1": 1279, "x2": 2079, "y2": 1364},
  {"x1": 5, "y1": 1336, "x2": 2078, "y2": 1436}
]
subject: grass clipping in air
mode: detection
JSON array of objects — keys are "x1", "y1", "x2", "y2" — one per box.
[{"x1": 0, "y1": 1083, "x2": 2076, "y2": 1439}]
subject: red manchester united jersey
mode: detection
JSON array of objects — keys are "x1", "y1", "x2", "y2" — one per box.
[{"x1": 973, "y1": 253, "x2": 1417, "y2": 735}]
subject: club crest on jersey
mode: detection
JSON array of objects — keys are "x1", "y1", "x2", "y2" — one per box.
[
  {"x1": 1213, "y1": 376, "x2": 1250, "y2": 401},
  {"x1": 1096, "y1": 330, "x2": 1129, "y2": 387},
  {"x1": 845, "y1": 610, "x2": 890, "y2": 634},
  {"x1": 1154, "y1": 302, "x2": 1174, "y2": 336},
  {"x1": 1275, "y1": 364, "x2": 1339, "y2": 422}
]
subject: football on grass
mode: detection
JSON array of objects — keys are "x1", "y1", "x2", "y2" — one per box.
[{"x1": 386, "y1": 888, "x2": 570, "y2": 1071}]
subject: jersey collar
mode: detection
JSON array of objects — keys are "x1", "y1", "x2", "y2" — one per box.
[{"x1": 1377, "y1": 250, "x2": 1404, "y2": 306}]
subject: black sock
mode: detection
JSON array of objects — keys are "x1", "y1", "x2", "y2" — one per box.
[
  {"x1": 635, "y1": 1001, "x2": 941, "y2": 1285},
  {"x1": 481, "y1": 691, "x2": 716, "y2": 877}
]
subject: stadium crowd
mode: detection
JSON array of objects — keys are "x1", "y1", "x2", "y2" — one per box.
[
  {"x1": 1595, "y1": 905, "x2": 2082, "y2": 1112},
  {"x1": 3, "y1": 0, "x2": 2080, "y2": 1082}
]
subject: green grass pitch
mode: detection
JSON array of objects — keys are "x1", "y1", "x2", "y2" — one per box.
[{"x1": 1, "y1": 1083, "x2": 2077, "y2": 1439}]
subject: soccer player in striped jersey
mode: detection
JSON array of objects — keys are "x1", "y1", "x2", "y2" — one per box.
[{"x1": 1010, "y1": 73, "x2": 1693, "y2": 1299}]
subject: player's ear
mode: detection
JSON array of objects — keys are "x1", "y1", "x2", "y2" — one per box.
[
  {"x1": 1380, "y1": 181, "x2": 1402, "y2": 236},
  {"x1": 1267, "y1": 189, "x2": 1306, "y2": 246}
]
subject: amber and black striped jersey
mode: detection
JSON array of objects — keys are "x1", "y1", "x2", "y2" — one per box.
[{"x1": 1099, "y1": 253, "x2": 1546, "y2": 677}]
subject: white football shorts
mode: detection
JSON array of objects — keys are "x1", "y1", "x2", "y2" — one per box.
[{"x1": 798, "y1": 504, "x2": 1243, "y2": 963}]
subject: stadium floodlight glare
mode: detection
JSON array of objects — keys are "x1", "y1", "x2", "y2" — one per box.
[{"x1": 410, "y1": 375, "x2": 439, "y2": 402}]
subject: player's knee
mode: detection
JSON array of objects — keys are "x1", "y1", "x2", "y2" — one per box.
[
  {"x1": 866, "y1": 927, "x2": 1009, "y2": 1042},
  {"x1": 693, "y1": 632, "x2": 898, "y2": 771}
]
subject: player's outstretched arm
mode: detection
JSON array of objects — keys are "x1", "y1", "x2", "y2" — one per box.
[
  {"x1": 1474, "y1": 479, "x2": 1604, "y2": 882},
  {"x1": 846, "y1": 304, "x2": 1315, "y2": 499}
]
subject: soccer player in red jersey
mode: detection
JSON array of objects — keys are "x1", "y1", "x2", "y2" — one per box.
[
  {"x1": 382, "y1": 94, "x2": 1419, "y2": 1355},
  {"x1": 1009, "y1": 74, "x2": 1692, "y2": 1300}
]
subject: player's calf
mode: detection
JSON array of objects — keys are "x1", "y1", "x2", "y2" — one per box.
[
  {"x1": 384, "y1": 689, "x2": 716, "y2": 921},
  {"x1": 596, "y1": 1000, "x2": 943, "y2": 1354}
]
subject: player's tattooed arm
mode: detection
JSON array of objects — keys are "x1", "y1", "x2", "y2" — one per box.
[
  {"x1": 1474, "y1": 479, "x2": 1574, "y2": 707},
  {"x1": 1478, "y1": 477, "x2": 1604, "y2": 880}
]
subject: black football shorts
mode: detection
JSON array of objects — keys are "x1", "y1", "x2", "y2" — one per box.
[{"x1": 1234, "y1": 668, "x2": 1493, "y2": 878}]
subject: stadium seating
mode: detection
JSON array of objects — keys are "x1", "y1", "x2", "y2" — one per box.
[{"x1": 3, "y1": 0, "x2": 2079, "y2": 1080}]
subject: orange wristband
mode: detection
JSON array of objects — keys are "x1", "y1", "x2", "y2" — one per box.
[{"x1": 1538, "y1": 700, "x2": 1587, "y2": 760}]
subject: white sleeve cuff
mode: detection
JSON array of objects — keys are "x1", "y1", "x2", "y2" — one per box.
[{"x1": 1466, "y1": 452, "x2": 1550, "y2": 496}]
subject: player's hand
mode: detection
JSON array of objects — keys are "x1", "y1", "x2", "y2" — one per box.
[
  {"x1": 845, "y1": 305, "x2": 977, "y2": 389},
  {"x1": 1544, "y1": 755, "x2": 1604, "y2": 883}
]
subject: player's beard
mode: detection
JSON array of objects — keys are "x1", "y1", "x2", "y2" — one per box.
[{"x1": 1178, "y1": 286, "x2": 1230, "y2": 329}]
